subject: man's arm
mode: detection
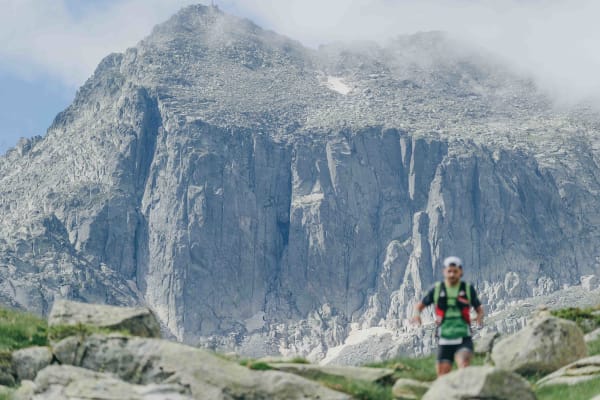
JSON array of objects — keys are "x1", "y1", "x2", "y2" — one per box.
[
  {"x1": 474, "y1": 305, "x2": 484, "y2": 327},
  {"x1": 469, "y1": 285, "x2": 484, "y2": 327},
  {"x1": 411, "y1": 287, "x2": 435, "y2": 326},
  {"x1": 411, "y1": 302, "x2": 427, "y2": 326}
]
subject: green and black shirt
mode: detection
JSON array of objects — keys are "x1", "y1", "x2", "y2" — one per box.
[{"x1": 421, "y1": 281, "x2": 481, "y2": 344}]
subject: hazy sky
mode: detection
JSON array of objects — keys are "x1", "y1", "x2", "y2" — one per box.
[{"x1": 1, "y1": 0, "x2": 600, "y2": 154}]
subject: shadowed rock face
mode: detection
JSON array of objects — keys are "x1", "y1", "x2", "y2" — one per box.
[{"x1": 1, "y1": 5, "x2": 600, "y2": 359}]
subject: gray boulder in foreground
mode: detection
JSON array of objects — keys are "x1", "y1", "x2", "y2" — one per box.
[
  {"x1": 491, "y1": 316, "x2": 587, "y2": 374},
  {"x1": 268, "y1": 363, "x2": 394, "y2": 383},
  {"x1": 13, "y1": 365, "x2": 193, "y2": 400},
  {"x1": 48, "y1": 300, "x2": 161, "y2": 339},
  {"x1": 422, "y1": 366, "x2": 535, "y2": 400},
  {"x1": 585, "y1": 327, "x2": 600, "y2": 343},
  {"x1": 11, "y1": 346, "x2": 53, "y2": 382},
  {"x1": 473, "y1": 331, "x2": 500, "y2": 355},
  {"x1": 53, "y1": 334, "x2": 350, "y2": 400},
  {"x1": 536, "y1": 355, "x2": 600, "y2": 387},
  {"x1": 392, "y1": 378, "x2": 431, "y2": 399}
]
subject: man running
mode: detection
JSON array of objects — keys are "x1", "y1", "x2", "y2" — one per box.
[{"x1": 411, "y1": 256, "x2": 484, "y2": 376}]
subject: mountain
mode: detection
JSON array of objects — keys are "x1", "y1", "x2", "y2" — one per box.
[{"x1": 1, "y1": 4, "x2": 599, "y2": 362}]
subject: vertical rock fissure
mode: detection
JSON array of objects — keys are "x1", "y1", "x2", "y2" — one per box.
[{"x1": 132, "y1": 91, "x2": 162, "y2": 285}]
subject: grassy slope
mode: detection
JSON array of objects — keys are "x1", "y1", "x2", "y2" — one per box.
[
  {"x1": 0, "y1": 307, "x2": 48, "y2": 396},
  {"x1": 533, "y1": 307, "x2": 600, "y2": 399},
  {"x1": 536, "y1": 378, "x2": 600, "y2": 400},
  {"x1": 241, "y1": 305, "x2": 600, "y2": 400},
  {"x1": 0, "y1": 308, "x2": 47, "y2": 352},
  {"x1": 0, "y1": 304, "x2": 598, "y2": 399}
]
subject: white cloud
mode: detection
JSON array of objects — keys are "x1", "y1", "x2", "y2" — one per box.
[
  {"x1": 0, "y1": 0, "x2": 198, "y2": 87},
  {"x1": 1, "y1": 0, "x2": 600, "y2": 103},
  {"x1": 228, "y1": 0, "x2": 600, "y2": 104}
]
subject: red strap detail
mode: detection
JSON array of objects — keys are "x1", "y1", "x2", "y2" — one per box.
[
  {"x1": 435, "y1": 305, "x2": 445, "y2": 325},
  {"x1": 461, "y1": 306, "x2": 471, "y2": 324}
]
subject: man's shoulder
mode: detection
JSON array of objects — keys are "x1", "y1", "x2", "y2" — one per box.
[{"x1": 427, "y1": 281, "x2": 444, "y2": 292}]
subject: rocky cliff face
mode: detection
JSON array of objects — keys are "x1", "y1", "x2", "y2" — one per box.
[{"x1": 1, "y1": 5, "x2": 600, "y2": 361}]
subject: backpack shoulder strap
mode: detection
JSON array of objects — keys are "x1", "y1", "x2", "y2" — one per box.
[
  {"x1": 462, "y1": 281, "x2": 472, "y2": 305},
  {"x1": 434, "y1": 281, "x2": 443, "y2": 306}
]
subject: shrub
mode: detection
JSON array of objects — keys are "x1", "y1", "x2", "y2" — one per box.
[
  {"x1": 239, "y1": 360, "x2": 273, "y2": 371},
  {"x1": 551, "y1": 307, "x2": 600, "y2": 333},
  {"x1": 289, "y1": 357, "x2": 310, "y2": 364}
]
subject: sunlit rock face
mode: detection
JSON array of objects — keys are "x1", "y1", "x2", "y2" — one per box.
[{"x1": 1, "y1": 5, "x2": 599, "y2": 361}]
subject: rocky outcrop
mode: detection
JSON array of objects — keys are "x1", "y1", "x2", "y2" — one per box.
[
  {"x1": 1, "y1": 4, "x2": 600, "y2": 361},
  {"x1": 11, "y1": 346, "x2": 52, "y2": 381},
  {"x1": 318, "y1": 326, "x2": 434, "y2": 366},
  {"x1": 51, "y1": 333, "x2": 349, "y2": 399},
  {"x1": 48, "y1": 300, "x2": 161, "y2": 339},
  {"x1": 392, "y1": 378, "x2": 431, "y2": 399},
  {"x1": 536, "y1": 355, "x2": 600, "y2": 387},
  {"x1": 267, "y1": 363, "x2": 394, "y2": 384},
  {"x1": 491, "y1": 316, "x2": 588, "y2": 374},
  {"x1": 473, "y1": 331, "x2": 500, "y2": 355},
  {"x1": 422, "y1": 366, "x2": 535, "y2": 400},
  {"x1": 585, "y1": 327, "x2": 600, "y2": 343},
  {"x1": 13, "y1": 365, "x2": 193, "y2": 400},
  {"x1": 9, "y1": 302, "x2": 352, "y2": 399}
]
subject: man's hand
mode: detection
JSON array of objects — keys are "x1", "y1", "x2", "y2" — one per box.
[
  {"x1": 411, "y1": 302, "x2": 426, "y2": 326},
  {"x1": 411, "y1": 315, "x2": 422, "y2": 327},
  {"x1": 475, "y1": 305, "x2": 484, "y2": 329}
]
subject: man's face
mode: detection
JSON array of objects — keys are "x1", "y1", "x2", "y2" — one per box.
[{"x1": 443, "y1": 264, "x2": 462, "y2": 285}]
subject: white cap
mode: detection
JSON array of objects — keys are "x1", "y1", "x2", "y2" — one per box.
[{"x1": 443, "y1": 256, "x2": 463, "y2": 268}]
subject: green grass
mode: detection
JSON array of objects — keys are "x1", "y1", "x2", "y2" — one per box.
[
  {"x1": 365, "y1": 353, "x2": 487, "y2": 383},
  {"x1": 317, "y1": 374, "x2": 391, "y2": 400},
  {"x1": 588, "y1": 337, "x2": 600, "y2": 356},
  {"x1": 365, "y1": 355, "x2": 438, "y2": 382},
  {"x1": 535, "y1": 377, "x2": 600, "y2": 400},
  {"x1": 1, "y1": 303, "x2": 599, "y2": 400},
  {"x1": 288, "y1": 357, "x2": 310, "y2": 364},
  {"x1": 0, "y1": 306, "x2": 135, "y2": 348},
  {"x1": 238, "y1": 360, "x2": 273, "y2": 371},
  {"x1": 551, "y1": 306, "x2": 600, "y2": 333},
  {"x1": 238, "y1": 357, "x2": 393, "y2": 399},
  {"x1": 0, "y1": 307, "x2": 47, "y2": 351}
]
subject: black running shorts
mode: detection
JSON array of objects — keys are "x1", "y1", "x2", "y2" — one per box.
[{"x1": 437, "y1": 337, "x2": 474, "y2": 364}]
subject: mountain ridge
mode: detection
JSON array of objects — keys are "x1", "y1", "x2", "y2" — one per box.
[{"x1": 1, "y1": 3, "x2": 599, "y2": 362}]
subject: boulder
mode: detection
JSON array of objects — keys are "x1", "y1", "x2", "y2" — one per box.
[
  {"x1": 491, "y1": 316, "x2": 587, "y2": 374},
  {"x1": 474, "y1": 331, "x2": 500, "y2": 355},
  {"x1": 0, "y1": 385, "x2": 13, "y2": 395},
  {"x1": 585, "y1": 327, "x2": 600, "y2": 343},
  {"x1": 0, "y1": 368, "x2": 14, "y2": 387},
  {"x1": 267, "y1": 363, "x2": 395, "y2": 383},
  {"x1": 536, "y1": 355, "x2": 600, "y2": 387},
  {"x1": 581, "y1": 275, "x2": 599, "y2": 291},
  {"x1": 422, "y1": 366, "x2": 535, "y2": 400},
  {"x1": 12, "y1": 365, "x2": 193, "y2": 400},
  {"x1": 0, "y1": 351, "x2": 14, "y2": 387},
  {"x1": 318, "y1": 327, "x2": 416, "y2": 366},
  {"x1": 53, "y1": 334, "x2": 350, "y2": 400},
  {"x1": 392, "y1": 378, "x2": 430, "y2": 399},
  {"x1": 12, "y1": 346, "x2": 53, "y2": 381},
  {"x1": 48, "y1": 300, "x2": 161, "y2": 340},
  {"x1": 11, "y1": 380, "x2": 35, "y2": 400}
]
